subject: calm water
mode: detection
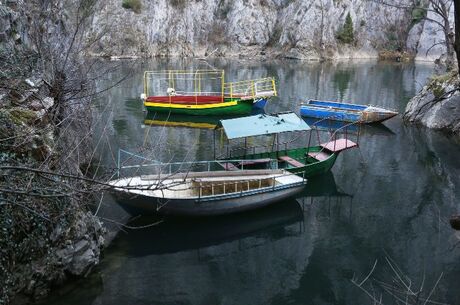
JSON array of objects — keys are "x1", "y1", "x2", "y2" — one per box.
[{"x1": 45, "y1": 59, "x2": 460, "y2": 305}]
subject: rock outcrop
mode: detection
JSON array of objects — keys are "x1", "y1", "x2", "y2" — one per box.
[{"x1": 404, "y1": 72, "x2": 460, "y2": 134}]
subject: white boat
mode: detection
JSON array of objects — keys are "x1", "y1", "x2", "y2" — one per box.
[{"x1": 109, "y1": 168, "x2": 306, "y2": 216}]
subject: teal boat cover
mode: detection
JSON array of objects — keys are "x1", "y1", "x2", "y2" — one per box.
[{"x1": 219, "y1": 112, "x2": 311, "y2": 139}]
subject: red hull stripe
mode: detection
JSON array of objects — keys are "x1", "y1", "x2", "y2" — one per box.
[{"x1": 146, "y1": 95, "x2": 232, "y2": 104}]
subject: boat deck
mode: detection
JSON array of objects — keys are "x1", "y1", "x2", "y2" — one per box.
[
  {"x1": 110, "y1": 170, "x2": 302, "y2": 199},
  {"x1": 320, "y1": 139, "x2": 358, "y2": 152}
]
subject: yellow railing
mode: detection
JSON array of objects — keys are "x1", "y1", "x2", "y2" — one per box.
[
  {"x1": 143, "y1": 70, "x2": 225, "y2": 98},
  {"x1": 223, "y1": 77, "x2": 277, "y2": 100},
  {"x1": 143, "y1": 70, "x2": 277, "y2": 101}
]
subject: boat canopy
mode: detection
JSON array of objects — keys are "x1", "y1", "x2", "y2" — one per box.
[{"x1": 218, "y1": 112, "x2": 311, "y2": 140}]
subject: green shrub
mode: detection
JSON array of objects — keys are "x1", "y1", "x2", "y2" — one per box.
[
  {"x1": 170, "y1": 0, "x2": 186, "y2": 8},
  {"x1": 336, "y1": 13, "x2": 354, "y2": 44},
  {"x1": 122, "y1": 0, "x2": 142, "y2": 14},
  {"x1": 411, "y1": 7, "x2": 427, "y2": 24}
]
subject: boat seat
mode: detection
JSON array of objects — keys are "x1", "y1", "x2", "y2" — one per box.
[
  {"x1": 238, "y1": 158, "x2": 271, "y2": 166},
  {"x1": 320, "y1": 139, "x2": 358, "y2": 152},
  {"x1": 307, "y1": 151, "x2": 331, "y2": 161},
  {"x1": 218, "y1": 162, "x2": 239, "y2": 171},
  {"x1": 278, "y1": 156, "x2": 304, "y2": 168}
]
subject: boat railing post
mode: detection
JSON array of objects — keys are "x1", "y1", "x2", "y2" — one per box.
[
  {"x1": 306, "y1": 130, "x2": 312, "y2": 157},
  {"x1": 345, "y1": 125, "x2": 348, "y2": 148},
  {"x1": 199, "y1": 182, "x2": 202, "y2": 200},
  {"x1": 334, "y1": 131, "x2": 337, "y2": 151},
  {"x1": 117, "y1": 149, "x2": 121, "y2": 178},
  {"x1": 316, "y1": 127, "x2": 321, "y2": 146},
  {"x1": 357, "y1": 124, "x2": 361, "y2": 145}
]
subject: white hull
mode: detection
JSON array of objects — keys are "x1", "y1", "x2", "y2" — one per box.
[{"x1": 109, "y1": 170, "x2": 306, "y2": 216}]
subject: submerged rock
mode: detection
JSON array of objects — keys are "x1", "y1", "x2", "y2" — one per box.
[{"x1": 450, "y1": 215, "x2": 460, "y2": 230}]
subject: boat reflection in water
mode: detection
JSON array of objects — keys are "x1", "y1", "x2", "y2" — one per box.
[
  {"x1": 143, "y1": 109, "x2": 266, "y2": 130},
  {"x1": 296, "y1": 171, "x2": 354, "y2": 220},
  {"x1": 48, "y1": 199, "x2": 316, "y2": 305},
  {"x1": 116, "y1": 199, "x2": 305, "y2": 256},
  {"x1": 303, "y1": 117, "x2": 395, "y2": 137}
]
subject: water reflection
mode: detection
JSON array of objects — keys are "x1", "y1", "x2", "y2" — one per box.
[
  {"x1": 332, "y1": 67, "x2": 354, "y2": 100},
  {"x1": 303, "y1": 117, "x2": 396, "y2": 137},
  {"x1": 45, "y1": 59, "x2": 460, "y2": 305},
  {"x1": 46, "y1": 200, "x2": 315, "y2": 305}
]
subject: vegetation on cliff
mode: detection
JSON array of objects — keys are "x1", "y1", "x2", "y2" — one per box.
[
  {"x1": 0, "y1": 0, "x2": 110, "y2": 303},
  {"x1": 336, "y1": 13, "x2": 355, "y2": 44}
]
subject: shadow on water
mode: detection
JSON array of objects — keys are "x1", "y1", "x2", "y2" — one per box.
[{"x1": 112, "y1": 199, "x2": 304, "y2": 256}]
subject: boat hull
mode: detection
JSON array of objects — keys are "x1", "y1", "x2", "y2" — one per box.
[
  {"x1": 300, "y1": 100, "x2": 398, "y2": 123},
  {"x1": 252, "y1": 98, "x2": 268, "y2": 109},
  {"x1": 112, "y1": 184, "x2": 305, "y2": 216},
  {"x1": 226, "y1": 146, "x2": 339, "y2": 178},
  {"x1": 144, "y1": 96, "x2": 264, "y2": 116}
]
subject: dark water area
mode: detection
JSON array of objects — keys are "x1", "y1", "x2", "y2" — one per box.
[{"x1": 44, "y1": 59, "x2": 460, "y2": 305}]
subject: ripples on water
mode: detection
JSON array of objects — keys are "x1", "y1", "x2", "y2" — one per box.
[{"x1": 44, "y1": 59, "x2": 460, "y2": 305}]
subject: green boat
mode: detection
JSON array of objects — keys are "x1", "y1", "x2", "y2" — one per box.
[
  {"x1": 215, "y1": 113, "x2": 358, "y2": 178},
  {"x1": 141, "y1": 70, "x2": 277, "y2": 116}
]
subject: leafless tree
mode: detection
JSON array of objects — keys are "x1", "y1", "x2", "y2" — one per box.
[{"x1": 371, "y1": 0, "x2": 456, "y2": 71}]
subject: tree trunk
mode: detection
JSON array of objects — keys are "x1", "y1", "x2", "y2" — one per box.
[{"x1": 454, "y1": 0, "x2": 460, "y2": 73}]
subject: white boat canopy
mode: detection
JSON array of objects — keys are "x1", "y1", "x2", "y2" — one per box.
[{"x1": 218, "y1": 112, "x2": 311, "y2": 140}]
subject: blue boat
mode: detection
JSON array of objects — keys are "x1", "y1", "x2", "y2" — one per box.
[{"x1": 300, "y1": 99, "x2": 398, "y2": 123}]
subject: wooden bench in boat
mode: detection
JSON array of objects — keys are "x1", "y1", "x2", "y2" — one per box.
[
  {"x1": 278, "y1": 156, "x2": 304, "y2": 168},
  {"x1": 217, "y1": 162, "x2": 239, "y2": 171},
  {"x1": 320, "y1": 139, "x2": 358, "y2": 152},
  {"x1": 237, "y1": 158, "x2": 271, "y2": 166},
  {"x1": 307, "y1": 151, "x2": 331, "y2": 161}
]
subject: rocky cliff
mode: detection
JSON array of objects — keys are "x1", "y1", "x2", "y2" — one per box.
[
  {"x1": 88, "y1": 0, "x2": 449, "y2": 61},
  {"x1": 0, "y1": 1, "x2": 105, "y2": 304}
]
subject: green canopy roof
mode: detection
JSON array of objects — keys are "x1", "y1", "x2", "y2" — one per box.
[{"x1": 219, "y1": 112, "x2": 311, "y2": 140}]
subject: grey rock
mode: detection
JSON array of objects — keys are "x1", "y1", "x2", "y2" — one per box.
[
  {"x1": 55, "y1": 246, "x2": 74, "y2": 266},
  {"x1": 69, "y1": 248, "x2": 97, "y2": 275},
  {"x1": 73, "y1": 239, "x2": 90, "y2": 255},
  {"x1": 88, "y1": 0, "x2": 423, "y2": 60},
  {"x1": 404, "y1": 84, "x2": 460, "y2": 134}
]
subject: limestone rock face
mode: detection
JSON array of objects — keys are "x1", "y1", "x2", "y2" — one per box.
[
  {"x1": 89, "y1": 0, "x2": 417, "y2": 59},
  {"x1": 407, "y1": 2, "x2": 455, "y2": 62},
  {"x1": 404, "y1": 76, "x2": 460, "y2": 134}
]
